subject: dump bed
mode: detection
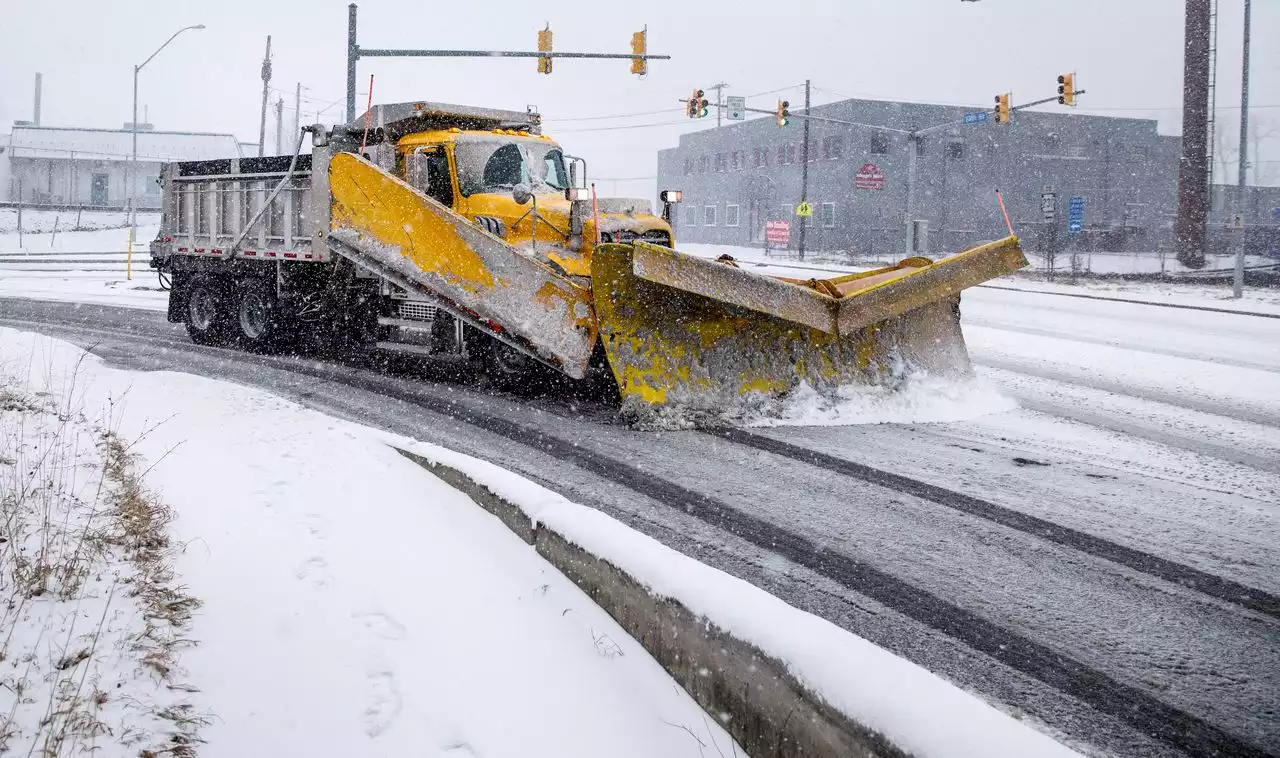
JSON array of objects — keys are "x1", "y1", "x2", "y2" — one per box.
[{"x1": 152, "y1": 154, "x2": 326, "y2": 263}]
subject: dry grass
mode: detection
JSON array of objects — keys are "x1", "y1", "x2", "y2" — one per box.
[{"x1": 0, "y1": 347, "x2": 207, "y2": 757}]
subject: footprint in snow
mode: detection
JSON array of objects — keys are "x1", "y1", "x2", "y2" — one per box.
[
  {"x1": 295, "y1": 556, "x2": 333, "y2": 588},
  {"x1": 355, "y1": 611, "x2": 406, "y2": 641},
  {"x1": 364, "y1": 669, "x2": 403, "y2": 738}
]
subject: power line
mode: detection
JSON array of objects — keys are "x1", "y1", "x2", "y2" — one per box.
[
  {"x1": 555, "y1": 120, "x2": 690, "y2": 133},
  {"x1": 543, "y1": 107, "x2": 681, "y2": 122}
]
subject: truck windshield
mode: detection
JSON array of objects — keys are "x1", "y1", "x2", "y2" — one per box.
[{"x1": 454, "y1": 137, "x2": 568, "y2": 197}]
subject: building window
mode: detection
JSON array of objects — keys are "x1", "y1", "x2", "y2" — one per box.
[
  {"x1": 870, "y1": 133, "x2": 890, "y2": 154},
  {"x1": 683, "y1": 158, "x2": 693, "y2": 175},
  {"x1": 946, "y1": 141, "x2": 965, "y2": 160},
  {"x1": 714, "y1": 153, "x2": 727, "y2": 172},
  {"x1": 823, "y1": 135, "x2": 843, "y2": 160},
  {"x1": 704, "y1": 205, "x2": 717, "y2": 226},
  {"x1": 734, "y1": 150, "x2": 745, "y2": 170},
  {"x1": 1127, "y1": 144, "x2": 1149, "y2": 161},
  {"x1": 821, "y1": 202, "x2": 836, "y2": 228},
  {"x1": 753, "y1": 148, "x2": 765, "y2": 168},
  {"x1": 777, "y1": 144, "x2": 787, "y2": 165},
  {"x1": 725, "y1": 204, "x2": 740, "y2": 227},
  {"x1": 683, "y1": 204, "x2": 698, "y2": 226},
  {"x1": 698, "y1": 155, "x2": 709, "y2": 174},
  {"x1": 780, "y1": 203, "x2": 794, "y2": 219},
  {"x1": 1042, "y1": 134, "x2": 1061, "y2": 153},
  {"x1": 915, "y1": 137, "x2": 927, "y2": 156}
]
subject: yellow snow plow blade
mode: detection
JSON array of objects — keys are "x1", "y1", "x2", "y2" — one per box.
[
  {"x1": 327, "y1": 152, "x2": 597, "y2": 378},
  {"x1": 592, "y1": 237, "x2": 1025, "y2": 415}
]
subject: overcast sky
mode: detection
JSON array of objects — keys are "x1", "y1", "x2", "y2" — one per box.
[{"x1": 2, "y1": 0, "x2": 1276, "y2": 198}]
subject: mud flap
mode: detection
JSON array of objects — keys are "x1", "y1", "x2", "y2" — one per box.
[
  {"x1": 591, "y1": 242, "x2": 977, "y2": 416},
  {"x1": 327, "y1": 152, "x2": 597, "y2": 378}
]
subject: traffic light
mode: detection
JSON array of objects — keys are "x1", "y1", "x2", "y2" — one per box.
[
  {"x1": 1057, "y1": 73, "x2": 1076, "y2": 106},
  {"x1": 776, "y1": 99, "x2": 790, "y2": 128},
  {"x1": 537, "y1": 25, "x2": 552, "y2": 75},
  {"x1": 686, "y1": 89, "x2": 708, "y2": 118},
  {"x1": 630, "y1": 28, "x2": 647, "y2": 76},
  {"x1": 994, "y1": 92, "x2": 1011, "y2": 124}
]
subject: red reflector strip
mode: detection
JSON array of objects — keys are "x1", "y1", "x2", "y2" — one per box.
[
  {"x1": 283, "y1": 252, "x2": 298, "y2": 259},
  {"x1": 211, "y1": 248, "x2": 223, "y2": 255},
  {"x1": 303, "y1": 253, "x2": 314, "y2": 260},
  {"x1": 265, "y1": 251, "x2": 277, "y2": 258},
  {"x1": 177, "y1": 247, "x2": 188, "y2": 252},
  {"x1": 194, "y1": 248, "x2": 205, "y2": 253},
  {"x1": 244, "y1": 250, "x2": 257, "y2": 257}
]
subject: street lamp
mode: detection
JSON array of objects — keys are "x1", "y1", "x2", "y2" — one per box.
[{"x1": 128, "y1": 23, "x2": 204, "y2": 280}]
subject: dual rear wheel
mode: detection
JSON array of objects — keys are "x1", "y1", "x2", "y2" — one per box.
[{"x1": 184, "y1": 275, "x2": 280, "y2": 351}]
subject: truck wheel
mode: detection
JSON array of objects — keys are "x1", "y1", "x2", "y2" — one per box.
[
  {"x1": 185, "y1": 276, "x2": 232, "y2": 346},
  {"x1": 483, "y1": 338, "x2": 548, "y2": 392},
  {"x1": 232, "y1": 279, "x2": 280, "y2": 352}
]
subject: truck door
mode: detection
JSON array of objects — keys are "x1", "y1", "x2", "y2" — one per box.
[{"x1": 405, "y1": 146, "x2": 455, "y2": 208}]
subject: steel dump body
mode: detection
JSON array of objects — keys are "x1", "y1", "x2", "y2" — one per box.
[{"x1": 150, "y1": 101, "x2": 1027, "y2": 415}]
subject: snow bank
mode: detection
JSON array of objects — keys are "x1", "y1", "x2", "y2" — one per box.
[
  {"x1": 0, "y1": 270, "x2": 168, "y2": 312},
  {"x1": 388, "y1": 437, "x2": 1081, "y2": 758},
  {"x1": 0, "y1": 328, "x2": 741, "y2": 758},
  {"x1": 740, "y1": 374, "x2": 1017, "y2": 427}
]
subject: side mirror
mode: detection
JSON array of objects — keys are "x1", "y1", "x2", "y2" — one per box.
[
  {"x1": 512, "y1": 183, "x2": 534, "y2": 205},
  {"x1": 569, "y1": 162, "x2": 580, "y2": 190}
]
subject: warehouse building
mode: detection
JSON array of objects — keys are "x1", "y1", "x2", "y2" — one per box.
[
  {"x1": 657, "y1": 97, "x2": 1279, "y2": 256},
  {"x1": 3, "y1": 123, "x2": 243, "y2": 210}
]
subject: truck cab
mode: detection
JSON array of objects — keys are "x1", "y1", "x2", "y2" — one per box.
[{"x1": 360, "y1": 103, "x2": 671, "y2": 278}]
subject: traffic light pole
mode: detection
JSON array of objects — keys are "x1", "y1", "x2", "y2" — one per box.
[
  {"x1": 345, "y1": 3, "x2": 670, "y2": 121},
  {"x1": 798, "y1": 79, "x2": 811, "y2": 260}
]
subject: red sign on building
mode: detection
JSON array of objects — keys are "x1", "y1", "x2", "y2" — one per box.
[
  {"x1": 765, "y1": 220, "x2": 791, "y2": 245},
  {"x1": 855, "y1": 162, "x2": 886, "y2": 190}
]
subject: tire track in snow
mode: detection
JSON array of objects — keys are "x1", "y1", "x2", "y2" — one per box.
[{"x1": 2, "y1": 300, "x2": 1273, "y2": 758}]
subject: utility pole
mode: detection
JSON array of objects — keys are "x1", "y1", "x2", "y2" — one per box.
[
  {"x1": 710, "y1": 81, "x2": 729, "y2": 128},
  {"x1": 1175, "y1": 0, "x2": 1211, "y2": 269},
  {"x1": 275, "y1": 96, "x2": 284, "y2": 154},
  {"x1": 1233, "y1": 0, "x2": 1251, "y2": 298},
  {"x1": 294, "y1": 82, "x2": 303, "y2": 135},
  {"x1": 258, "y1": 35, "x2": 272, "y2": 158},
  {"x1": 797, "y1": 79, "x2": 811, "y2": 260}
]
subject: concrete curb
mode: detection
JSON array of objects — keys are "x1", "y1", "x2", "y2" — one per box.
[{"x1": 394, "y1": 446, "x2": 909, "y2": 758}]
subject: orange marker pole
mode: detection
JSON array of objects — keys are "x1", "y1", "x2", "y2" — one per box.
[
  {"x1": 359, "y1": 74, "x2": 375, "y2": 153},
  {"x1": 995, "y1": 189, "x2": 1015, "y2": 237}
]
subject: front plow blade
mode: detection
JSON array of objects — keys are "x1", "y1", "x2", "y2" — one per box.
[{"x1": 591, "y1": 242, "x2": 1001, "y2": 417}]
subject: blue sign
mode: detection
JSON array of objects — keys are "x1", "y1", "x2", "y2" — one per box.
[
  {"x1": 1068, "y1": 196, "x2": 1085, "y2": 233},
  {"x1": 964, "y1": 111, "x2": 989, "y2": 125}
]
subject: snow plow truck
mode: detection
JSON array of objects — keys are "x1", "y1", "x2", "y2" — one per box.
[{"x1": 150, "y1": 101, "x2": 1026, "y2": 416}]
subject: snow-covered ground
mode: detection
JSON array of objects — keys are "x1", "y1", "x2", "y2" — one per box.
[
  {"x1": 0, "y1": 209, "x2": 160, "y2": 254},
  {"x1": 0, "y1": 327, "x2": 1080, "y2": 757},
  {"x1": 0, "y1": 327, "x2": 743, "y2": 757}
]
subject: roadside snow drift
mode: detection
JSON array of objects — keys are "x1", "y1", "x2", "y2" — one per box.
[{"x1": 0, "y1": 328, "x2": 741, "y2": 758}]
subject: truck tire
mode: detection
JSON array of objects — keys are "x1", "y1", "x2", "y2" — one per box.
[
  {"x1": 481, "y1": 337, "x2": 549, "y2": 392},
  {"x1": 184, "y1": 275, "x2": 232, "y2": 346},
  {"x1": 232, "y1": 278, "x2": 280, "y2": 352}
]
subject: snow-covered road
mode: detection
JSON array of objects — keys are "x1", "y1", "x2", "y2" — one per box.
[{"x1": 2, "y1": 296, "x2": 1276, "y2": 758}]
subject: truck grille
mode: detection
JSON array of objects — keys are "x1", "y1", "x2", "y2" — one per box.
[{"x1": 396, "y1": 300, "x2": 437, "y2": 323}]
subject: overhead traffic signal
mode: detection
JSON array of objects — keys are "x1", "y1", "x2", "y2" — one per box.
[
  {"x1": 630, "y1": 28, "x2": 647, "y2": 76},
  {"x1": 537, "y1": 25, "x2": 552, "y2": 74},
  {"x1": 686, "y1": 89, "x2": 708, "y2": 118},
  {"x1": 776, "y1": 99, "x2": 790, "y2": 127},
  {"x1": 994, "y1": 92, "x2": 1011, "y2": 124},
  {"x1": 1057, "y1": 73, "x2": 1076, "y2": 106}
]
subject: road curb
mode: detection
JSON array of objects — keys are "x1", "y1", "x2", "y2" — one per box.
[{"x1": 393, "y1": 446, "x2": 906, "y2": 758}]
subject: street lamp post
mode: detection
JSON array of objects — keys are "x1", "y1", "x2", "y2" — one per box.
[{"x1": 128, "y1": 23, "x2": 205, "y2": 280}]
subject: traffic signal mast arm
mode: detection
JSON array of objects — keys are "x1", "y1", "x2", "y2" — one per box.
[
  {"x1": 916, "y1": 89, "x2": 1089, "y2": 135},
  {"x1": 676, "y1": 99, "x2": 913, "y2": 133}
]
